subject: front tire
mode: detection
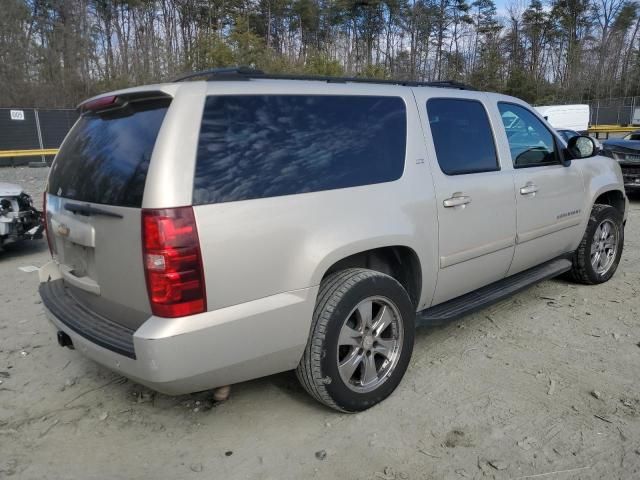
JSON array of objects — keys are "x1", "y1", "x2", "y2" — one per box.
[
  {"x1": 296, "y1": 268, "x2": 415, "y2": 412},
  {"x1": 570, "y1": 204, "x2": 624, "y2": 284}
]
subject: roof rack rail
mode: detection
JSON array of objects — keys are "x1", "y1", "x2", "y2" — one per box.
[
  {"x1": 172, "y1": 66, "x2": 475, "y2": 90},
  {"x1": 173, "y1": 66, "x2": 260, "y2": 82}
]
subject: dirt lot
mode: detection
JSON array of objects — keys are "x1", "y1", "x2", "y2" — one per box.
[{"x1": 1, "y1": 166, "x2": 639, "y2": 480}]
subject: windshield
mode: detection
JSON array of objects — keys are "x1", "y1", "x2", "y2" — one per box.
[{"x1": 623, "y1": 133, "x2": 640, "y2": 141}]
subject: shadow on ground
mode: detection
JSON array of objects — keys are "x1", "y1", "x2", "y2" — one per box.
[{"x1": 0, "y1": 239, "x2": 48, "y2": 260}]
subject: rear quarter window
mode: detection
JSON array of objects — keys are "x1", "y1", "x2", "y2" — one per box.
[
  {"x1": 193, "y1": 95, "x2": 407, "y2": 204},
  {"x1": 48, "y1": 99, "x2": 169, "y2": 208}
]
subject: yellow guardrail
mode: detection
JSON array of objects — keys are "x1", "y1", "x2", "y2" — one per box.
[
  {"x1": 0, "y1": 148, "x2": 58, "y2": 158},
  {"x1": 588, "y1": 125, "x2": 637, "y2": 139},
  {"x1": 589, "y1": 125, "x2": 637, "y2": 133}
]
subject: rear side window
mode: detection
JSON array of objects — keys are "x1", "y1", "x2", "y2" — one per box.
[
  {"x1": 48, "y1": 100, "x2": 169, "y2": 207},
  {"x1": 427, "y1": 98, "x2": 498, "y2": 175},
  {"x1": 193, "y1": 95, "x2": 406, "y2": 204}
]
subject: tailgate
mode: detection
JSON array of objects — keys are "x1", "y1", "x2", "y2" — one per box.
[{"x1": 44, "y1": 94, "x2": 171, "y2": 330}]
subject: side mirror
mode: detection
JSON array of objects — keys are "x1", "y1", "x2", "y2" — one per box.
[{"x1": 567, "y1": 135, "x2": 596, "y2": 159}]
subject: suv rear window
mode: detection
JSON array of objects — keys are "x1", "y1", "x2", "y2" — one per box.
[
  {"x1": 48, "y1": 99, "x2": 169, "y2": 208},
  {"x1": 193, "y1": 95, "x2": 406, "y2": 204}
]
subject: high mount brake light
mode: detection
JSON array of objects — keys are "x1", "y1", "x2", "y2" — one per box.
[
  {"x1": 142, "y1": 207, "x2": 207, "y2": 318},
  {"x1": 80, "y1": 95, "x2": 119, "y2": 113}
]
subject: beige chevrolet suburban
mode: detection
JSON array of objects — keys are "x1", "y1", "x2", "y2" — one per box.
[{"x1": 39, "y1": 68, "x2": 628, "y2": 412}]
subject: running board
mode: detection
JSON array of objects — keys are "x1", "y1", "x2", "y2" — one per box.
[{"x1": 416, "y1": 257, "x2": 572, "y2": 327}]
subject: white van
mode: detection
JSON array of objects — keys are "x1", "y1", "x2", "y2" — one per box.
[{"x1": 535, "y1": 104, "x2": 590, "y2": 132}]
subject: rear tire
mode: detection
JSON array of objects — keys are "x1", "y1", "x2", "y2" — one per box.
[
  {"x1": 570, "y1": 204, "x2": 624, "y2": 284},
  {"x1": 296, "y1": 268, "x2": 415, "y2": 412}
]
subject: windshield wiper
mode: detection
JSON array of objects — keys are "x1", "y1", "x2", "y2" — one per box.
[{"x1": 64, "y1": 203, "x2": 123, "y2": 218}]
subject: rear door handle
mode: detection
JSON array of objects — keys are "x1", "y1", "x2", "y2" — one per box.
[
  {"x1": 443, "y1": 195, "x2": 471, "y2": 208},
  {"x1": 520, "y1": 183, "x2": 539, "y2": 196}
]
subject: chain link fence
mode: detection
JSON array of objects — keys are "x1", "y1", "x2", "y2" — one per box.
[
  {"x1": 0, "y1": 108, "x2": 78, "y2": 166},
  {"x1": 588, "y1": 96, "x2": 640, "y2": 126}
]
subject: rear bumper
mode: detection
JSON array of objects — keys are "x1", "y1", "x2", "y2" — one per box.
[{"x1": 40, "y1": 279, "x2": 318, "y2": 395}]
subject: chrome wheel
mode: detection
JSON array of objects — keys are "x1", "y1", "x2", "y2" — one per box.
[
  {"x1": 590, "y1": 219, "x2": 618, "y2": 275},
  {"x1": 337, "y1": 296, "x2": 403, "y2": 393}
]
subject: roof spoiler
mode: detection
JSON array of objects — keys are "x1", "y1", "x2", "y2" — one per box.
[{"x1": 77, "y1": 90, "x2": 172, "y2": 114}]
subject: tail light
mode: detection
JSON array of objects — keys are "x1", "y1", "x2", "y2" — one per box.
[
  {"x1": 142, "y1": 207, "x2": 207, "y2": 318},
  {"x1": 43, "y1": 192, "x2": 53, "y2": 255}
]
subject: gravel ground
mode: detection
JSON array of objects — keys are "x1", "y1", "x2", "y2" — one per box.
[{"x1": 1, "y1": 166, "x2": 639, "y2": 480}]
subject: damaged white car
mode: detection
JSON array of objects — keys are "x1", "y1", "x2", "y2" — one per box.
[{"x1": 0, "y1": 182, "x2": 43, "y2": 250}]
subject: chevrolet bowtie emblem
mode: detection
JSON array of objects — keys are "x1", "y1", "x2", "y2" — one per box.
[{"x1": 57, "y1": 224, "x2": 70, "y2": 237}]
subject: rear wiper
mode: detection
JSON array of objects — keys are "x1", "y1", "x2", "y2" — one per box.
[{"x1": 64, "y1": 203, "x2": 123, "y2": 218}]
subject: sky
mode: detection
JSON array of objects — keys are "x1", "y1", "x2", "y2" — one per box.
[
  {"x1": 493, "y1": 0, "x2": 538, "y2": 21},
  {"x1": 495, "y1": 0, "x2": 517, "y2": 20}
]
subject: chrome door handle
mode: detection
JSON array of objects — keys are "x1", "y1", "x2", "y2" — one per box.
[
  {"x1": 443, "y1": 195, "x2": 471, "y2": 208},
  {"x1": 520, "y1": 183, "x2": 539, "y2": 195}
]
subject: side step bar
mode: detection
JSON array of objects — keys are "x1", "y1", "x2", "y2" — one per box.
[{"x1": 416, "y1": 257, "x2": 573, "y2": 327}]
